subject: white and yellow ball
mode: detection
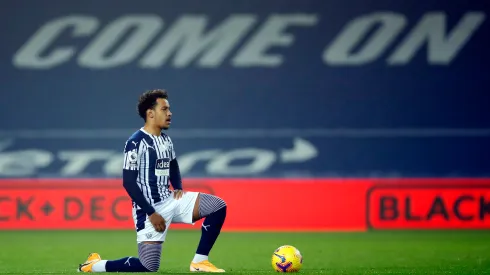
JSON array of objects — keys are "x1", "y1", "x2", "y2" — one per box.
[{"x1": 271, "y1": 245, "x2": 303, "y2": 272}]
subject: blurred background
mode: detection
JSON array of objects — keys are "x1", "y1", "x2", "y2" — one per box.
[
  {"x1": 0, "y1": 0, "x2": 490, "y2": 274},
  {"x1": 0, "y1": 1, "x2": 490, "y2": 271},
  {"x1": 0, "y1": 0, "x2": 489, "y2": 180}
]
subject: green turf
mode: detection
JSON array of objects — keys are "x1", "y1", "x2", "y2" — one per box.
[{"x1": 0, "y1": 230, "x2": 489, "y2": 274}]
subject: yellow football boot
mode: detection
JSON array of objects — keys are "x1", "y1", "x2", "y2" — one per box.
[
  {"x1": 190, "y1": 260, "x2": 225, "y2": 272},
  {"x1": 78, "y1": 253, "x2": 102, "y2": 272}
]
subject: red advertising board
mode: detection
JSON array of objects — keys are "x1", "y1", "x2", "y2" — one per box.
[
  {"x1": 0, "y1": 178, "x2": 489, "y2": 231},
  {"x1": 367, "y1": 179, "x2": 490, "y2": 230},
  {"x1": 0, "y1": 179, "x2": 370, "y2": 231}
]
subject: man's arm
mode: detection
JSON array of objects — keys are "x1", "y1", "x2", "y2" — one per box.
[
  {"x1": 168, "y1": 137, "x2": 183, "y2": 190},
  {"x1": 169, "y1": 158, "x2": 183, "y2": 190},
  {"x1": 122, "y1": 141, "x2": 155, "y2": 215},
  {"x1": 123, "y1": 169, "x2": 155, "y2": 216}
]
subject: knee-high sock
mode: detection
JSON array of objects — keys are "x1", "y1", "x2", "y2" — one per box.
[
  {"x1": 193, "y1": 194, "x2": 227, "y2": 262},
  {"x1": 95, "y1": 243, "x2": 162, "y2": 272}
]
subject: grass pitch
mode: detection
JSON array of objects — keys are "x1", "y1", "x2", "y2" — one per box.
[{"x1": 0, "y1": 230, "x2": 489, "y2": 274}]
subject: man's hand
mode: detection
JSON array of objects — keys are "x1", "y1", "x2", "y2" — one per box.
[
  {"x1": 148, "y1": 212, "x2": 166, "y2": 232},
  {"x1": 173, "y1": 189, "x2": 185, "y2": 200}
]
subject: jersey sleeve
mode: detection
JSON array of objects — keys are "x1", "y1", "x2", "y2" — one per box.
[
  {"x1": 168, "y1": 137, "x2": 177, "y2": 160},
  {"x1": 123, "y1": 139, "x2": 143, "y2": 171}
]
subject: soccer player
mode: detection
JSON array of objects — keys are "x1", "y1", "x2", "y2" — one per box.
[{"x1": 78, "y1": 89, "x2": 227, "y2": 273}]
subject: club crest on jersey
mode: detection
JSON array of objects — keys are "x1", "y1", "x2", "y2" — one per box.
[{"x1": 155, "y1": 158, "x2": 170, "y2": 176}]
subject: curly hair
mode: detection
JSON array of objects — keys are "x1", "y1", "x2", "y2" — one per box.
[{"x1": 137, "y1": 89, "x2": 169, "y2": 121}]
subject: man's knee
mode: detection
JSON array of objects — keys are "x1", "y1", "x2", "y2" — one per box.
[
  {"x1": 198, "y1": 193, "x2": 227, "y2": 218},
  {"x1": 146, "y1": 264, "x2": 160, "y2": 273},
  {"x1": 218, "y1": 196, "x2": 227, "y2": 207},
  {"x1": 138, "y1": 242, "x2": 162, "y2": 272}
]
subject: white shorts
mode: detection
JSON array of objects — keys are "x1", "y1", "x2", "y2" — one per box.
[{"x1": 132, "y1": 191, "x2": 199, "y2": 243}]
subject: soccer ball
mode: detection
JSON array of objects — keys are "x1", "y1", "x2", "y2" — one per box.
[{"x1": 271, "y1": 245, "x2": 303, "y2": 272}]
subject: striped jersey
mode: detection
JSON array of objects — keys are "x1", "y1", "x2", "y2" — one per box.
[{"x1": 123, "y1": 127, "x2": 176, "y2": 206}]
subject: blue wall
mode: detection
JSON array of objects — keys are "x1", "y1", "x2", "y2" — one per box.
[{"x1": 0, "y1": 0, "x2": 489, "y2": 178}]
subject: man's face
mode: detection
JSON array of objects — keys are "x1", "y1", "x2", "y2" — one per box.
[{"x1": 152, "y1": 98, "x2": 172, "y2": 130}]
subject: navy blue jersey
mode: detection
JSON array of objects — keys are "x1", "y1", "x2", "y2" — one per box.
[{"x1": 123, "y1": 128, "x2": 176, "y2": 206}]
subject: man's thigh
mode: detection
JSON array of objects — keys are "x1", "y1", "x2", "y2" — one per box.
[
  {"x1": 172, "y1": 191, "x2": 199, "y2": 224},
  {"x1": 132, "y1": 201, "x2": 176, "y2": 243}
]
